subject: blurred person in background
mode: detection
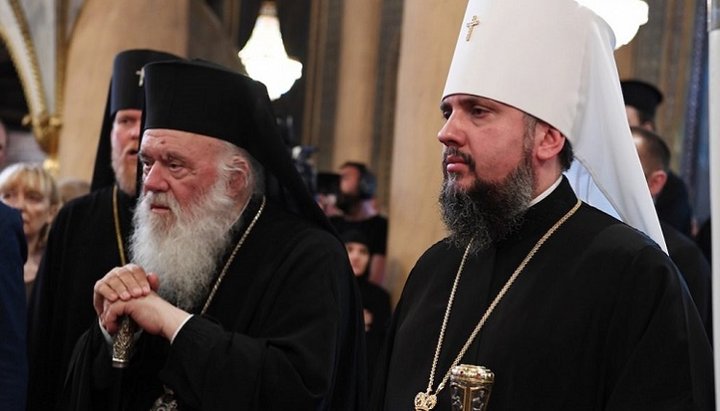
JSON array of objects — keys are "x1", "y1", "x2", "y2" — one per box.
[
  {"x1": 632, "y1": 126, "x2": 711, "y2": 338},
  {"x1": 57, "y1": 178, "x2": 91, "y2": 204},
  {"x1": 0, "y1": 162, "x2": 60, "y2": 299},
  {"x1": 331, "y1": 162, "x2": 388, "y2": 286},
  {"x1": 342, "y1": 230, "x2": 391, "y2": 390},
  {"x1": 621, "y1": 79, "x2": 694, "y2": 236}
]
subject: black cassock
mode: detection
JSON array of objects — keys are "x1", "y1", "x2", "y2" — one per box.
[
  {"x1": 371, "y1": 178, "x2": 714, "y2": 410},
  {"x1": 661, "y1": 221, "x2": 712, "y2": 340},
  {"x1": 61, "y1": 199, "x2": 365, "y2": 410},
  {"x1": 27, "y1": 186, "x2": 134, "y2": 411},
  {"x1": 357, "y1": 277, "x2": 391, "y2": 390}
]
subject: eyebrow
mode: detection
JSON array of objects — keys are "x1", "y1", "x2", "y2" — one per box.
[
  {"x1": 440, "y1": 95, "x2": 495, "y2": 109},
  {"x1": 138, "y1": 149, "x2": 189, "y2": 164}
]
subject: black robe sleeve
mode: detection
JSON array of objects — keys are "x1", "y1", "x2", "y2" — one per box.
[{"x1": 602, "y1": 245, "x2": 714, "y2": 410}]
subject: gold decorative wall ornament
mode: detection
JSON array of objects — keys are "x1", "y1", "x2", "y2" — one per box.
[
  {"x1": 21, "y1": 111, "x2": 62, "y2": 174},
  {"x1": 0, "y1": 0, "x2": 64, "y2": 164}
]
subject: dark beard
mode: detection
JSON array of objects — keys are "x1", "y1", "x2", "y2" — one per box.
[{"x1": 439, "y1": 147, "x2": 535, "y2": 254}]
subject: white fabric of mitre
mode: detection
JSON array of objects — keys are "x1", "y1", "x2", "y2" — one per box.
[{"x1": 442, "y1": 0, "x2": 666, "y2": 251}]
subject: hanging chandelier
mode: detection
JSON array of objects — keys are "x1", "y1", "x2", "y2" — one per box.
[{"x1": 238, "y1": 1, "x2": 303, "y2": 100}]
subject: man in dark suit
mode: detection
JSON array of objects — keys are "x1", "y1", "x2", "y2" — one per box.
[
  {"x1": 632, "y1": 126, "x2": 712, "y2": 337},
  {"x1": 0, "y1": 202, "x2": 28, "y2": 411}
]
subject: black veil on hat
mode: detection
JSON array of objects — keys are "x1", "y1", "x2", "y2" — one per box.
[
  {"x1": 90, "y1": 49, "x2": 180, "y2": 191},
  {"x1": 141, "y1": 59, "x2": 334, "y2": 233},
  {"x1": 620, "y1": 79, "x2": 664, "y2": 121}
]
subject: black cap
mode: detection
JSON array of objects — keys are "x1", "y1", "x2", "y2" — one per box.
[
  {"x1": 90, "y1": 49, "x2": 180, "y2": 192},
  {"x1": 340, "y1": 229, "x2": 370, "y2": 248},
  {"x1": 620, "y1": 80, "x2": 664, "y2": 121},
  {"x1": 142, "y1": 59, "x2": 334, "y2": 233}
]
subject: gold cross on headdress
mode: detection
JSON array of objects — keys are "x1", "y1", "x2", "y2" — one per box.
[
  {"x1": 135, "y1": 68, "x2": 145, "y2": 87},
  {"x1": 465, "y1": 15, "x2": 480, "y2": 41}
]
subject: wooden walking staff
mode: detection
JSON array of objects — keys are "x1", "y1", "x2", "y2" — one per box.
[{"x1": 111, "y1": 183, "x2": 138, "y2": 368}]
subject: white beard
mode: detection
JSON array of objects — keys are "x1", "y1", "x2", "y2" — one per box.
[{"x1": 130, "y1": 177, "x2": 240, "y2": 311}]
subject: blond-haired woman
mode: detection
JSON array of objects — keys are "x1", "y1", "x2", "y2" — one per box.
[{"x1": 0, "y1": 163, "x2": 60, "y2": 299}]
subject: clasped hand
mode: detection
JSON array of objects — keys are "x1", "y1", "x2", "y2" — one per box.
[{"x1": 93, "y1": 264, "x2": 189, "y2": 341}]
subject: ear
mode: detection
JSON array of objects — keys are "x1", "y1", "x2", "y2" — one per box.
[
  {"x1": 534, "y1": 124, "x2": 566, "y2": 163},
  {"x1": 640, "y1": 121, "x2": 655, "y2": 132},
  {"x1": 646, "y1": 169, "x2": 667, "y2": 198},
  {"x1": 227, "y1": 156, "x2": 251, "y2": 198}
]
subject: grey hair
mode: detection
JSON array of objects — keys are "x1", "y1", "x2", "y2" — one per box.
[{"x1": 220, "y1": 141, "x2": 265, "y2": 195}]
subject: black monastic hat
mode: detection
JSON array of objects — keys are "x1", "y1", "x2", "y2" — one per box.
[
  {"x1": 142, "y1": 59, "x2": 334, "y2": 233},
  {"x1": 620, "y1": 80, "x2": 664, "y2": 121},
  {"x1": 340, "y1": 229, "x2": 370, "y2": 248},
  {"x1": 90, "y1": 49, "x2": 180, "y2": 191}
]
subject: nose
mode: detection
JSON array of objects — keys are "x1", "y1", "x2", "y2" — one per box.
[
  {"x1": 130, "y1": 123, "x2": 141, "y2": 140},
  {"x1": 348, "y1": 250, "x2": 358, "y2": 262},
  {"x1": 142, "y1": 163, "x2": 169, "y2": 193},
  {"x1": 437, "y1": 113, "x2": 464, "y2": 148}
]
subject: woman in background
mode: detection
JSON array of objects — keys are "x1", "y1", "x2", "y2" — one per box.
[
  {"x1": 342, "y1": 229, "x2": 392, "y2": 388},
  {"x1": 0, "y1": 163, "x2": 60, "y2": 299}
]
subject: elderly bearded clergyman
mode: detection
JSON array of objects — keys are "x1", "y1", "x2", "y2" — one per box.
[{"x1": 61, "y1": 60, "x2": 365, "y2": 410}]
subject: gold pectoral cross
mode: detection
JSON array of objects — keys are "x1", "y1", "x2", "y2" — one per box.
[
  {"x1": 415, "y1": 391, "x2": 438, "y2": 410},
  {"x1": 465, "y1": 15, "x2": 480, "y2": 41}
]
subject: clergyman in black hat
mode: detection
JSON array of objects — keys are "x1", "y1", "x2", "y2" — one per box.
[
  {"x1": 620, "y1": 79, "x2": 664, "y2": 131},
  {"x1": 26, "y1": 49, "x2": 179, "y2": 411},
  {"x1": 620, "y1": 79, "x2": 694, "y2": 236},
  {"x1": 62, "y1": 60, "x2": 365, "y2": 410}
]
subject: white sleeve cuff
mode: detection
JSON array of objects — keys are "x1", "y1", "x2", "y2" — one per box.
[
  {"x1": 99, "y1": 318, "x2": 113, "y2": 344},
  {"x1": 171, "y1": 314, "x2": 194, "y2": 344}
]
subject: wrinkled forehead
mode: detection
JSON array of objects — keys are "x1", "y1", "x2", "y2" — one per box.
[{"x1": 141, "y1": 128, "x2": 227, "y2": 153}]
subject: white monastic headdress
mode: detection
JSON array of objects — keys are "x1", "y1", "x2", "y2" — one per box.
[{"x1": 442, "y1": 0, "x2": 666, "y2": 251}]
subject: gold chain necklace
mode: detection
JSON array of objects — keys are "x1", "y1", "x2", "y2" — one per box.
[
  {"x1": 151, "y1": 195, "x2": 266, "y2": 411},
  {"x1": 112, "y1": 185, "x2": 128, "y2": 266},
  {"x1": 200, "y1": 195, "x2": 265, "y2": 314},
  {"x1": 414, "y1": 199, "x2": 581, "y2": 411}
]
